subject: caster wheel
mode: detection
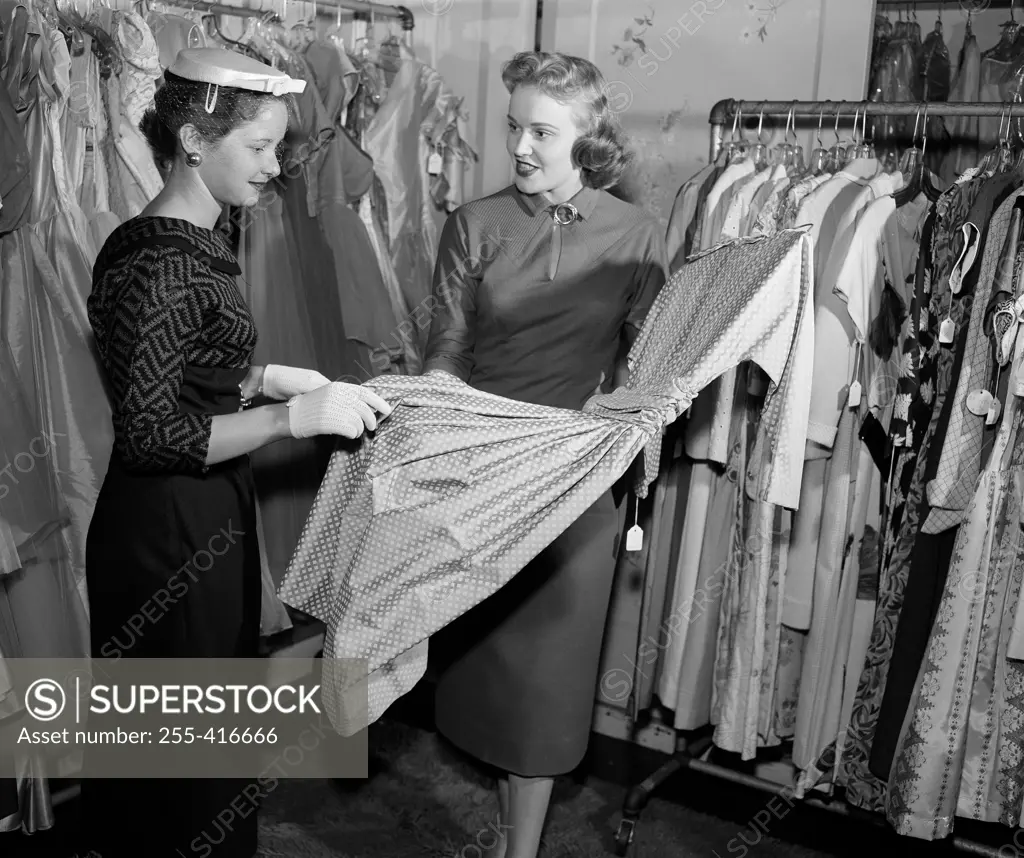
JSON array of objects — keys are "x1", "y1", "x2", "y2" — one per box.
[{"x1": 614, "y1": 818, "x2": 636, "y2": 856}]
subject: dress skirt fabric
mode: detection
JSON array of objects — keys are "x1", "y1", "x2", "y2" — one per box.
[
  {"x1": 433, "y1": 489, "x2": 618, "y2": 777},
  {"x1": 80, "y1": 365, "x2": 261, "y2": 858}
]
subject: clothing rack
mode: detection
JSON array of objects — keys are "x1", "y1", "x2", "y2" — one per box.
[
  {"x1": 611, "y1": 96, "x2": 1020, "y2": 858},
  {"x1": 707, "y1": 98, "x2": 1023, "y2": 161}
]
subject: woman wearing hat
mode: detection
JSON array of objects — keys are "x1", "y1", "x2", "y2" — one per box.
[
  {"x1": 425, "y1": 51, "x2": 668, "y2": 858},
  {"x1": 80, "y1": 48, "x2": 390, "y2": 858}
]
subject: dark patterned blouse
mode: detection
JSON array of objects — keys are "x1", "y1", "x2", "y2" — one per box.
[{"x1": 87, "y1": 216, "x2": 258, "y2": 474}]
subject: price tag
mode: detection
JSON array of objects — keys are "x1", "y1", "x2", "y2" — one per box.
[
  {"x1": 847, "y1": 343, "x2": 863, "y2": 409},
  {"x1": 986, "y1": 398, "x2": 1002, "y2": 426},
  {"x1": 967, "y1": 389, "x2": 994, "y2": 416},
  {"x1": 939, "y1": 317, "x2": 955, "y2": 345},
  {"x1": 905, "y1": 426, "x2": 913, "y2": 447},
  {"x1": 427, "y1": 152, "x2": 443, "y2": 175},
  {"x1": 625, "y1": 525, "x2": 644, "y2": 552}
]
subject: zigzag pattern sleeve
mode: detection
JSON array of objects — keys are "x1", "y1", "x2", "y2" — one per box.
[{"x1": 106, "y1": 252, "x2": 213, "y2": 474}]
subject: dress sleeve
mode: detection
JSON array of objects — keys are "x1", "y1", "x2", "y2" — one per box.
[
  {"x1": 424, "y1": 207, "x2": 480, "y2": 382},
  {"x1": 624, "y1": 219, "x2": 669, "y2": 347},
  {"x1": 107, "y1": 253, "x2": 214, "y2": 474}
]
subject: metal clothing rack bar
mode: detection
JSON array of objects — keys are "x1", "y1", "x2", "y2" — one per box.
[
  {"x1": 327, "y1": 0, "x2": 413, "y2": 28},
  {"x1": 154, "y1": 0, "x2": 414, "y2": 29},
  {"x1": 707, "y1": 98, "x2": 1022, "y2": 161},
  {"x1": 876, "y1": 0, "x2": 1020, "y2": 6}
]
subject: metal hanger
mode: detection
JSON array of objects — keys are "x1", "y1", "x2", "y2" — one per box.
[
  {"x1": 856, "y1": 108, "x2": 872, "y2": 158},
  {"x1": 826, "y1": 105, "x2": 848, "y2": 172},
  {"x1": 723, "y1": 104, "x2": 747, "y2": 165},
  {"x1": 748, "y1": 104, "x2": 770, "y2": 170},
  {"x1": 894, "y1": 104, "x2": 941, "y2": 205},
  {"x1": 772, "y1": 103, "x2": 804, "y2": 172},
  {"x1": 806, "y1": 104, "x2": 829, "y2": 176},
  {"x1": 845, "y1": 106, "x2": 864, "y2": 161}
]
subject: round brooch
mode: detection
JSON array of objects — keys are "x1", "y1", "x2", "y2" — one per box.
[{"x1": 553, "y1": 203, "x2": 579, "y2": 225}]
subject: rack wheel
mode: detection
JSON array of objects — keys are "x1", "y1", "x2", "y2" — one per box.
[{"x1": 614, "y1": 818, "x2": 636, "y2": 856}]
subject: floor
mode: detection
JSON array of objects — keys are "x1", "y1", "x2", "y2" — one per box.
[{"x1": 4, "y1": 701, "x2": 992, "y2": 858}]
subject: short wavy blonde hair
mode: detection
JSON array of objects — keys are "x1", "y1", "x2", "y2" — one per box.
[{"x1": 501, "y1": 51, "x2": 633, "y2": 191}]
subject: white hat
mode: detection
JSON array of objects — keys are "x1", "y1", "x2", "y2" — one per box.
[{"x1": 168, "y1": 48, "x2": 306, "y2": 112}]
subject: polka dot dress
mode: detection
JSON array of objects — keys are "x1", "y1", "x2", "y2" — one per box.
[{"x1": 277, "y1": 228, "x2": 814, "y2": 735}]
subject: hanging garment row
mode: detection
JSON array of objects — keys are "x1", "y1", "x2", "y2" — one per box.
[
  {"x1": 869, "y1": 0, "x2": 1024, "y2": 181},
  {"x1": 625, "y1": 99, "x2": 1024, "y2": 846},
  {"x1": 0, "y1": 0, "x2": 474, "y2": 834}
]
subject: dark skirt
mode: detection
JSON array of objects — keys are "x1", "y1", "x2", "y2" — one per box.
[
  {"x1": 433, "y1": 490, "x2": 619, "y2": 777},
  {"x1": 80, "y1": 450, "x2": 261, "y2": 858}
]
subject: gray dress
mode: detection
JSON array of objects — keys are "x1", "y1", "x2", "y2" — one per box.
[{"x1": 425, "y1": 184, "x2": 667, "y2": 776}]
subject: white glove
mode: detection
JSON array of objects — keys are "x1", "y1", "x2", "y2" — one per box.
[
  {"x1": 286, "y1": 382, "x2": 393, "y2": 440},
  {"x1": 262, "y1": 364, "x2": 332, "y2": 400}
]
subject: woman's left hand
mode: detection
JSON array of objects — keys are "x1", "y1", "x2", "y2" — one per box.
[{"x1": 261, "y1": 364, "x2": 332, "y2": 400}]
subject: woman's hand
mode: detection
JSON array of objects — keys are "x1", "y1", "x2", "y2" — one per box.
[
  {"x1": 286, "y1": 382, "x2": 393, "y2": 440},
  {"x1": 241, "y1": 365, "x2": 265, "y2": 401},
  {"x1": 261, "y1": 364, "x2": 332, "y2": 400}
]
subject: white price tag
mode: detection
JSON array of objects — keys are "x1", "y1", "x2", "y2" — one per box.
[
  {"x1": 847, "y1": 380, "x2": 862, "y2": 409},
  {"x1": 427, "y1": 152, "x2": 443, "y2": 175},
  {"x1": 939, "y1": 317, "x2": 955, "y2": 345},
  {"x1": 625, "y1": 525, "x2": 644, "y2": 552},
  {"x1": 967, "y1": 389, "x2": 993, "y2": 417},
  {"x1": 986, "y1": 398, "x2": 1002, "y2": 426}
]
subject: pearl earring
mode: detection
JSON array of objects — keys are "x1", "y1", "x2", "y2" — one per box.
[{"x1": 186, "y1": 152, "x2": 202, "y2": 167}]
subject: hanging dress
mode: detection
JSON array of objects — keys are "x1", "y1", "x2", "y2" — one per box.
[
  {"x1": 99, "y1": 8, "x2": 163, "y2": 223},
  {"x1": 0, "y1": 0, "x2": 111, "y2": 653},
  {"x1": 886, "y1": 228, "x2": 1024, "y2": 839}
]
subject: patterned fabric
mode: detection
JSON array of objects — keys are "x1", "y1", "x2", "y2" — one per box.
[
  {"x1": 923, "y1": 193, "x2": 1024, "y2": 532},
  {"x1": 278, "y1": 229, "x2": 815, "y2": 735},
  {"x1": 101, "y1": 10, "x2": 163, "y2": 222},
  {"x1": 750, "y1": 176, "x2": 792, "y2": 237},
  {"x1": 88, "y1": 216, "x2": 257, "y2": 474},
  {"x1": 589, "y1": 229, "x2": 814, "y2": 509},
  {"x1": 838, "y1": 175, "x2": 991, "y2": 810},
  {"x1": 778, "y1": 173, "x2": 832, "y2": 230},
  {"x1": 886, "y1": 322, "x2": 1024, "y2": 839},
  {"x1": 838, "y1": 205, "x2": 941, "y2": 812}
]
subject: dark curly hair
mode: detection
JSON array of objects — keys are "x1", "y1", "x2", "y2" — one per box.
[
  {"x1": 139, "y1": 71, "x2": 291, "y2": 176},
  {"x1": 501, "y1": 51, "x2": 633, "y2": 191}
]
